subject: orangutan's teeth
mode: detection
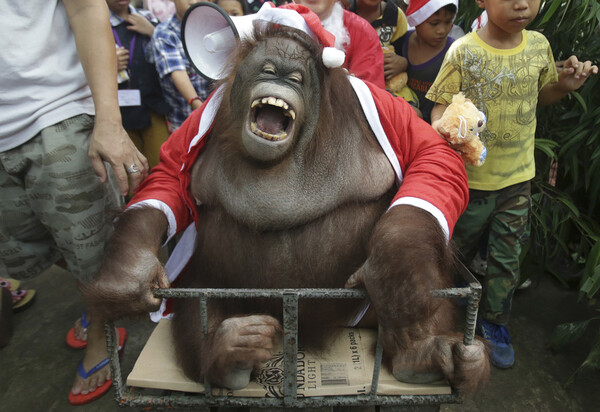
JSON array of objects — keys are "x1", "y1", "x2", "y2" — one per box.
[
  {"x1": 252, "y1": 97, "x2": 291, "y2": 110},
  {"x1": 250, "y1": 97, "x2": 294, "y2": 136},
  {"x1": 251, "y1": 122, "x2": 281, "y2": 141}
]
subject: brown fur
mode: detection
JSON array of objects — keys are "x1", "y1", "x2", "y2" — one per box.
[{"x1": 80, "y1": 208, "x2": 170, "y2": 320}]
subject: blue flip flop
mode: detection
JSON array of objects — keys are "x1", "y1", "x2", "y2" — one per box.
[
  {"x1": 66, "y1": 311, "x2": 90, "y2": 349},
  {"x1": 68, "y1": 328, "x2": 127, "y2": 405}
]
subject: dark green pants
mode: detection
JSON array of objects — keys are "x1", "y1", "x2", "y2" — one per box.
[{"x1": 453, "y1": 181, "x2": 531, "y2": 325}]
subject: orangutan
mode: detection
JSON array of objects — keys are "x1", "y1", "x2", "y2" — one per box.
[{"x1": 81, "y1": 22, "x2": 488, "y2": 394}]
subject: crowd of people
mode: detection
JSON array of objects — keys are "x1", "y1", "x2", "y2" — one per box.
[{"x1": 0, "y1": 0, "x2": 597, "y2": 406}]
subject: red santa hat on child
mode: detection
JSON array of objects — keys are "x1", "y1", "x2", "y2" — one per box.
[{"x1": 405, "y1": 0, "x2": 459, "y2": 27}]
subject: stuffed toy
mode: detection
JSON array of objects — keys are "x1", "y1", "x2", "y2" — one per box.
[
  {"x1": 438, "y1": 92, "x2": 487, "y2": 167},
  {"x1": 382, "y1": 46, "x2": 419, "y2": 107}
]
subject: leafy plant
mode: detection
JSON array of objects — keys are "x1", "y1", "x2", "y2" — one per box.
[{"x1": 457, "y1": 0, "x2": 600, "y2": 383}]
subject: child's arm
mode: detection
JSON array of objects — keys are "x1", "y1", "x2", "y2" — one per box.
[
  {"x1": 126, "y1": 13, "x2": 156, "y2": 37},
  {"x1": 538, "y1": 55, "x2": 598, "y2": 106},
  {"x1": 430, "y1": 103, "x2": 449, "y2": 137},
  {"x1": 383, "y1": 52, "x2": 408, "y2": 81},
  {"x1": 171, "y1": 70, "x2": 203, "y2": 110}
]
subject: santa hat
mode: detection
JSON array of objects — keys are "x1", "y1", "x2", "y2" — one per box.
[
  {"x1": 405, "y1": 0, "x2": 459, "y2": 27},
  {"x1": 259, "y1": 3, "x2": 345, "y2": 68}
]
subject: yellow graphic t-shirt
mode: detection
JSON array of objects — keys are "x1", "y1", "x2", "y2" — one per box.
[
  {"x1": 426, "y1": 30, "x2": 558, "y2": 191},
  {"x1": 372, "y1": 3, "x2": 408, "y2": 48}
]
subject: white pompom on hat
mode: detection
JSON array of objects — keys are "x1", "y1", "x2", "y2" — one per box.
[{"x1": 405, "y1": 0, "x2": 459, "y2": 27}]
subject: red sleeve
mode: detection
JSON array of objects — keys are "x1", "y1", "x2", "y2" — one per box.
[
  {"x1": 127, "y1": 104, "x2": 209, "y2": 234},
  {"x1": 369, "y1": 85, "x2": 469, "y2": 237},
  {"x1": 343, "y1": 11, "x2": 385, "y2": 89}
]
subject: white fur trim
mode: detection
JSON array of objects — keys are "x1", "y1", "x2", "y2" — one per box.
[
  {"x1": 348, "y1": 76, "x2": 403, "y2": 183},
  {"x1": 389, "y1": 197, "x2": 450, "y2": 242},
  {"x1": 188, "y1": 85, "x2": 226, "y2": 152},
  {"x1": 163, "y1": 223, "x2": 197, "y2": 283},
  {"x1": 406, "y1": 0, "x2": 458, "y2": 27},
  {"x1": 255, "y1": 3, "x2": 316, "y2": 39},
  {"x1": 321, "y1": 2, "x2": 350, "y2": 51},
  {"x1": 149, "y1": 223, "x2": 198, "y2": 322},
  {"x1": 322, "y1": 47, "x2": 345, "y2": 68}
]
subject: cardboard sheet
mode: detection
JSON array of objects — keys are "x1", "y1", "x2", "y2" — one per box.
[{"x1": 127, "y1": 319, "x2": 451, "y2": 397}]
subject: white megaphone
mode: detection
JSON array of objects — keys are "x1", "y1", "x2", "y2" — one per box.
[
  {"x1": 182, "y1": 2, "x2": 257, "y2": 82},
  {"x1": 182, "y1": 2, "x2": 345, "y2": 82}
]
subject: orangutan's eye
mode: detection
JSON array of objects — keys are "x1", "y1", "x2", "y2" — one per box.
[
  {"x1": 263, "y1": 63, "x2": 276, "y2": 75},
  {"x1": 288, "y1": 72, "x2": 302, "y2": 83}
]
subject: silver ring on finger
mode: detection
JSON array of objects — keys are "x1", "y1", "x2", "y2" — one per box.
[{"x1": 126, "y1": 163, "x2": 140, "y2": 174}]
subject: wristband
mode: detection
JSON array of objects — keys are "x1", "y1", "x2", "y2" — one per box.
[{"x1": 188, "y1": 96, "x2": 201, "y2": 105}]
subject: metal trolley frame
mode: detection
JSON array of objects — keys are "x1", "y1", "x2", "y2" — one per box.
[{"x1": 105, "y1": 262, "x2": 481, "y2": 410}]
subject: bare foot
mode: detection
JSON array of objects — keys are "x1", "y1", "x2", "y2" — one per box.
[
  {"x1": 73, "y1": 315, "x2": 88, "y2": 342},
  {"x1": 71, "y1": 313, "x2": 110, "y2": 396}
]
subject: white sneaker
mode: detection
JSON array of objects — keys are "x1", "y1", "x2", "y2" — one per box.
[{"x1": 517, "y1": 278, "x2": 532, "y2": 290}]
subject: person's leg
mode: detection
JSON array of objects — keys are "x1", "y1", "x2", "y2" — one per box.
[
  {"x1": 478, "y1": 181, "x2": 530, "y2": 368},
  {"x1": 482, "y1": 181, "x2": 530, "y2": 324},
  {"x1": 25, "y1": 114, "x2": 123, "y2": 399},
  {"x1": 452, "y1": 189, "x2": 496, "y2": 267},
  {"x1": 30, "y1": 115, "x2": 121, "y2": 284},
  {"x1": 70, "y1": 311, "x2": 111, "y2": 396},
  {"x1": 0, "y1": 152, "x2": 61, "y2": 280}
]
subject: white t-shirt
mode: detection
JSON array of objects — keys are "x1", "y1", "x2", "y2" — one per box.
[{"x1": 0, "y1": 0, "x2": 95, "y2": 151}]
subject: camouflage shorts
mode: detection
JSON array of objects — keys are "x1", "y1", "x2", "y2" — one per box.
[
  {"x1": 452, "y1": 181, "x2": 531, "y2": 325},
  {"x1": 0, "y1": 114, "x2": 122, "y2": 282}
]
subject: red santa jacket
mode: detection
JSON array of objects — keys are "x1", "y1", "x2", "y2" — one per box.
[
  {"x1": 130, "y1": 77, "x2": 468, "y2": 247},
  {"x1": 342, "y1": 10, "x2": 386, "y2": 89}
]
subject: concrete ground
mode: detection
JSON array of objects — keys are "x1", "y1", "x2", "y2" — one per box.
[{"x1": 1, "y1": 264, "x2": 599, "y2": 411}]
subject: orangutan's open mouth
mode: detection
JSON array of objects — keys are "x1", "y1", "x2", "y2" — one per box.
[{"x1": 250, "y1": 96, "x2": 296, "y2": 142}]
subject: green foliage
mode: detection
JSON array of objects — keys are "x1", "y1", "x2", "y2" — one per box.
[
  {"x1": 548, "y1": 314, "x2": 600, "y2": 385},
  {"x1": 549, "y1": 318, "x2": 595, "y2": 350},
  {"x1": 458, "y1": 0, "x2": 600, "y2": 384}
]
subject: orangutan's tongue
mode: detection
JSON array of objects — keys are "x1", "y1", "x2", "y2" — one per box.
[{"x1": 257, "y1": 106, "x2": 285, "y2": 135}]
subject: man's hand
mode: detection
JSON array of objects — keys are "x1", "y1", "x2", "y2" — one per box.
[{"x1": 88, "y1": 117, "x2": 149, "y2": 196}]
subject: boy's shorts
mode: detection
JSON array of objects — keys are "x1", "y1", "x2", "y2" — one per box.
[{"x1": 0, "y1": 114, "x2": 122, "y2": 282}]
